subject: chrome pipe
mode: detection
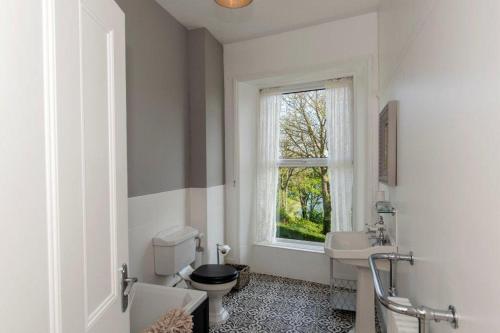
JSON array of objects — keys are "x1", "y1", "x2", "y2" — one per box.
[
  {"x1": 419, "y1": 318, "x2": 426, "y2": 333},
  {"x1": 388, "y1": 259, "x2": 396, "y2": 297},
  {"x1": 368, "y1": 253, "x2": 458, "y2": 332}
]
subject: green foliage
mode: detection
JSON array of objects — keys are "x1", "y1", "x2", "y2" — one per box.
[
  {"x1": 278, "y1": 206, "x2": 294, "y2": 223},
  {"x1": 277, "y1": 219, "x2": 326, "y2": 242},
  {"x1": 308, "y1": 210, "x2": 324, "y2": 224}
]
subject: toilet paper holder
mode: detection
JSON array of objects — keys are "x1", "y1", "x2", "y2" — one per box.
[{"x1": 216, "y1": 243, "x2": 231, "y2": 264}]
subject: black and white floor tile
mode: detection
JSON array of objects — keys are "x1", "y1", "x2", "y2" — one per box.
[{"x1": 209, "y1": 273, "x2": 356, "y2": 333}]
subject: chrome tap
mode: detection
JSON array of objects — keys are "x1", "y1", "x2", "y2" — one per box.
[
  {"x1": 369, "y1": 227, "x2": 387, "y2": 246},
  {"x1": 368, "y1": 216, "x2": 387, "y2": 246},
  {"x1": 376, "y1": 215, "x2": 384, "y2": 227},
  {"x1": 366, "y1": 216, "x2": 384, "y2": 233},
  {"x1": 377, "y1": 227, "x2": 387, "y2": 245}
]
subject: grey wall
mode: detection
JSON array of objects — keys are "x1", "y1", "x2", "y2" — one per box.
[
  {"x1": 115, "y1": 0, "x2": 189, "y2": 197},
  {"x1": 188, "y1": 28, "x2": 225, "y2": 188},
  {"x1": 115, "y1": 0, "x2": 224, "y2": 196},
  {"x1": 187, "y1": 29, "x2": 207, "y2": 188},
  {"x1": 204, "y1": 30, "x2": 225, "y2": 188}
]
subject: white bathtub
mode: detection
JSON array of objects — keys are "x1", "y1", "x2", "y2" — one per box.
[{"x1": 130, "y1": 282, "x2": 207, "y2": 333}]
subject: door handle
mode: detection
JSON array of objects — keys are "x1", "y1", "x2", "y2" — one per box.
[
  {"x1": 123, "y1": 277, "x2": 138, "y2": 297},
  {"x1": 120, "y1": 263, "x2": 137, "y2": 312}
]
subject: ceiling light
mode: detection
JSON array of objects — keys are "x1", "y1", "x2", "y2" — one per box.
[{"x1": 215, "y1": 0, "x2": 253, "y2": 9}]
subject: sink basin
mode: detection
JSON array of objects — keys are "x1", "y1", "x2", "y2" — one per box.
[
  {"x1": 324, "y1": 232, "x2": 397, "y2": 333},
  {"x1": 324, "y1": 232, "x2": 396, "y2": 269}
]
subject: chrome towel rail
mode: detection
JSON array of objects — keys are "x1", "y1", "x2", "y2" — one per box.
[{"x1": 368, "y1": 253, "x2": 458, "y2": 333}]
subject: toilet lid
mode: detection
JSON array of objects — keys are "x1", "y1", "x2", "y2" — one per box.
[{"x1": 190, "y1": 264, "x2": 239, "y2": 284}]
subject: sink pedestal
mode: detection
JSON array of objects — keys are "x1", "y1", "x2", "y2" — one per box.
[
  {"x1": 324, "y1": 232, "x2": 396, "y2": 333},
  {"x1": 355, "y1": 267, "x2": 376, "y2": 333}
]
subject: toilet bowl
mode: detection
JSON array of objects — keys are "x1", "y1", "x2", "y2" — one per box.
[
  {"x1": 152, "y1": 226, "x2": 239, "y2": 326},
  {"x1": 190, "y1": 264, "x2": 239, "y2": 325}
]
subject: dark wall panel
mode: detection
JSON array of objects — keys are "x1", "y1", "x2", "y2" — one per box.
[{"x1": 116, "y1": 0, "x2": 190, "y2": 197}]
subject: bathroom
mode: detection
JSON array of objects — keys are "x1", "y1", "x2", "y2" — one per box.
[{"x1": 3, "y1": 0, "x2": 500, "y2": 332}]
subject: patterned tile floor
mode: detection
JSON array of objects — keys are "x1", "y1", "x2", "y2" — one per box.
[{"x1": 209, "y1": 273, "x2": 356, "y2": 333}]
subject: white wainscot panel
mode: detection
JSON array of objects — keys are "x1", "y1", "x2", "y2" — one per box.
[{"x1": 128, "y1": 189, "x2": 188, "y2": 284}]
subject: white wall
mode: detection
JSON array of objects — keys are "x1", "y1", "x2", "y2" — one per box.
[
  {"x1": 224, "y1": 13, "x2": 379, "y2": 282},
  {"x1": 206, "y1": 186, "x2": 226, "y2": 264},
  {"x1": 378, "y1": 0, "x2": 500, "y2": 331},
  {"x1": 1, "y1": 1, "x2": 51, "y2": 331},
  {"x1": 189, "y1": 185, "x2": 225, "y2": 265},
  {"x1": 235, "y1": 83, "x2": 259, "y2": 265},
  {"x1": 251, "y1": 247, "x2": 330, "y2": 284}
]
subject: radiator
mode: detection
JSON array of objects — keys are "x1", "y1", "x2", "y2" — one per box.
[{"x1": 386, "y1": 297, "x2": 419, "y2": 333}]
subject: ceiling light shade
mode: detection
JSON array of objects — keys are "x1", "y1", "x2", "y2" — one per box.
[{"x1": 215, "y1": 0, "x2": 253, "y2": 9}]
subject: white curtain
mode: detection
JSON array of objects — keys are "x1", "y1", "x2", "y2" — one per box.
[
  {"x1": 326, "y1": 79, "x2": 354, "y2": 232},
  {"x1": 255, "y1": 92, "x2": 281, "y2": 243}
]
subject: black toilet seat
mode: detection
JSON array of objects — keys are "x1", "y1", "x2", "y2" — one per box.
[{"x1": 190, "y1": 264, "x2": 239, "y2": 284}]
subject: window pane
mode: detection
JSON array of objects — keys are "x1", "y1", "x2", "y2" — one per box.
[
  {"x1": 279, "y1": 89, "x2": 328, "y2": 159},
  {"x1": 277, "y1": 167, "x2": 331, "y2": 243}
]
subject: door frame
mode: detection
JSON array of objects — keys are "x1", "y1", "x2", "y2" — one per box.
[{"x1": 43, "y1": 0, "x2": 65, "y2": 331}]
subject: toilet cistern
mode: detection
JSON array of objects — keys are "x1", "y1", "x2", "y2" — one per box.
[{"x1": 152, "y1": 227, "x2": 239, "y2": 326}]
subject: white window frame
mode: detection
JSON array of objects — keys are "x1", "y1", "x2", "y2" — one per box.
[
  {"x1": 278, "y1": 158, "x2": 328, "y2": 168},
  {"x1": 275, "y1": 85, "x2": 332, "y2": 245}
]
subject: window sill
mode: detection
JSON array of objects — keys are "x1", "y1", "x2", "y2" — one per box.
[{"x1": 254, "y1": 240, "x2": 325, "y2": 254}]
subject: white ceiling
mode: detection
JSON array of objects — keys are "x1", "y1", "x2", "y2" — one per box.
[{"x1": 155, "y1": 0, "x2": 380, "y2": 44}]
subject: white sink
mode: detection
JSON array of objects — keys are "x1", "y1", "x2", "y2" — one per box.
[
  {"x1": 324, "y1": 232, "x2": 396, "y2": 269},
  {"x1": 324, "y1": 232, "x2": 397, "y2": 333}
]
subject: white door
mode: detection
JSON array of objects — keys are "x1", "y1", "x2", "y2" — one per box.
[
  {"x1": 0, "y1": 0, "x2": 128, "y2": 332},
  {"x1": 79, "y1": 0, "x2": 129, "y2": 332}
]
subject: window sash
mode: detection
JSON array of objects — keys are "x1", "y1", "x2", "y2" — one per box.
[{"x1": 277, "y1": 158, "x2": 328, "y2": 168}]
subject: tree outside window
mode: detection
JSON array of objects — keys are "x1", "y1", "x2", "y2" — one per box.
[{"x1": 277, "y1": 89, "x2": 331, "y2": 243}]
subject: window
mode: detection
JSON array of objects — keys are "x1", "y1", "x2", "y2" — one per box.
[
  {"x1": 255, "y1": 78, "x2": 353, "y2": 246},
  {"x1": 276, "y1": 89, "x2": 331, "y2": 243}
]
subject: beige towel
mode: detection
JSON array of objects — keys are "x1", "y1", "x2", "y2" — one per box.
[{"x1": 141, "y1": 308, "x2": 193, "y2": 333}]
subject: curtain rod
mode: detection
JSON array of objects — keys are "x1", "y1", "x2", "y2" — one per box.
[
  {"x1": 260, "y1": 76, "x2": 352, "y2": 95},
  {"x1": 281, "y1": 88, "x2": 325, "y2": 95}
]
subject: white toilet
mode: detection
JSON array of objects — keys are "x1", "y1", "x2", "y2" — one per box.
[{"x1": 152, "y1": 226, "x2": 239, "y2": 326}]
